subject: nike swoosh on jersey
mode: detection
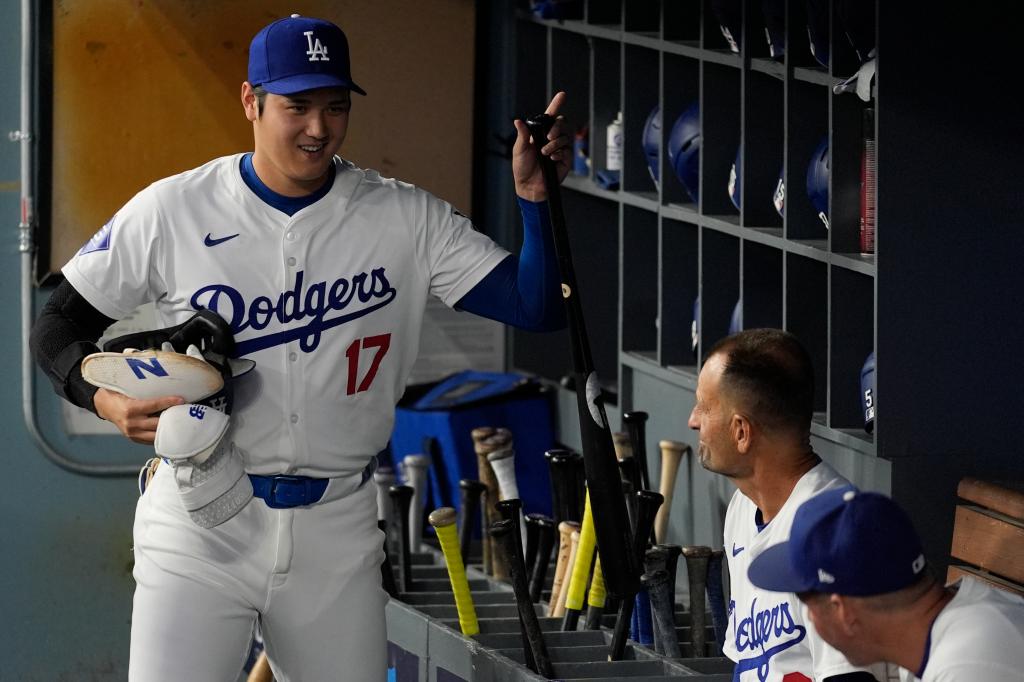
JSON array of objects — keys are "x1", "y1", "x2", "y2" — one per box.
[
  {"x1": 204, "y1": 233, "x2": 240, "y2": 247},
  {"x1": 732, "y1": 543, "x2": 745, "y2": 556}
]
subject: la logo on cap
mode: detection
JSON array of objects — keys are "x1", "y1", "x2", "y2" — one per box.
[{"x1": 305, "y1": 30, "x2": 329, "y2": 62}]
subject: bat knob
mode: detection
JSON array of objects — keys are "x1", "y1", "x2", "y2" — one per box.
[{"x1": 525, "y1": 113, "x2": 556, "y2": 140}]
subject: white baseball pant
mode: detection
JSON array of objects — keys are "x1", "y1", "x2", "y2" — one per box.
[{"x1": 128, "y1": 464, "x2": 387, "y2": 681}]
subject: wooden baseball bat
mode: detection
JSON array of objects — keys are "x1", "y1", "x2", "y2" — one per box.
[
  {"x1": 471, "y1": 426, "x2": 497, "y2": 574},
  {"x1": 608, "y1": 490, "x2": 663, "y2": 661},
  {"x1": 246, "y1": 651, "x2": 273, "y2": 682},
  {"x1": 551, "y1": 528, "x2": 580, "y2": 618},
  {"x1": 707, "y1": 548, "x2": 728, "y2": 655},
  {"x1": 528, "y1": 515, "x2": 556, "y2": 603},
  {"x1": 683, "y1": 545, "x2": 712, "y2": 657},
  {"x1": 561, "y1": 490, "x2": 597, "y2": 630},
  {"x1": 474, "y1": 428, "x2": 513, "y2": 579},
  {"x1": 654, "y1": 440, "x2": 689, "y2": 544},
  {"x1": 402, "y1": 454, "x2": 430, "y2": 554},
  {"x1": 490, "y1": 519, "x2": 554, "y2": 678},
  {"x1": 547, "y1": 520, "x2": 580, "y2": 616},
  {"x1": 583, "y1": 555, "x2": 607, "y2": 629},
  {"x1": 488, "y1": 447, "x2": 527, "y2": 548},
  {"x1": 429, "y1": 507, "x2": 479, "y2": 636},
  {"x1": 526, "y1": 113, "x2": 640, "y2": 599},
  {"x1": 494, "y1": 498, "x2": 538, "y2": 673},
  {"x1": 457, "y1": 479, "x2": 486, "y2": 566},
  {"x1": 643, "y1": 568, "x2": 682, "y2": 657}
]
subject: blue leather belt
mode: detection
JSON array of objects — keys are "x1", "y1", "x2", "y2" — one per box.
[{"x1": 249, "y1": 462, "x2": 374, "y2": 509}]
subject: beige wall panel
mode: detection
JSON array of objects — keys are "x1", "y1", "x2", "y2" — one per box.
[{"x1": 49, "y1": 0, "x2": 475, "y2": 274}]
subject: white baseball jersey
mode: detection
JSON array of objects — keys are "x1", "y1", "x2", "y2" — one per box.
[
  {"x1": 898, "y1": 577, "x2": 1024, "y2": 682},
  {"x1": 64, "y1": 154, "x2": 508, "y2": 477},
  {"x1": 723, "y1": 461, "x2": 884, "y2": 682}
]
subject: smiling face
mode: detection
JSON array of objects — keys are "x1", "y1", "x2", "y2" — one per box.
[
  {"x1": 242, "y1": 83, "x2": 351, "y2": 197},
  {"x1": 687, "y1": 352, "x2": 748, "y2": 478}
]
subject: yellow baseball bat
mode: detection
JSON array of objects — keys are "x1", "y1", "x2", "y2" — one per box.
[
  {"x1": 429, "y1": 507, "x2": 479, "y2": 636},
  {"x1": 562, "y1": 490, "x2": 597, "y2": 629}
]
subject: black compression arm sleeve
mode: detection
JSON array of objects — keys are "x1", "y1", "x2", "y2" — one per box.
[
  {"x1": 823, "y1": 673, "x2": 881, "y2": 682},
  {"x1": 30, "y1": 280, "x2": 117, "y2": 414}
]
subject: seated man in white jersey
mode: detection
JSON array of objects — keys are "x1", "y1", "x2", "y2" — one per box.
[
  {"x1": 748, "y1": 487, "x2": 1024, "y2": 682},
  {"x1": 30, "y1": 13, "x2": 572, "y2": 682},
  {"x1": 688, "y1": 328, "x2": 884, "y2": 681}
]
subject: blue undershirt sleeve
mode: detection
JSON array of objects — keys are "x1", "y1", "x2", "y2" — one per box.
[{"x1": 454, "y1": 198, "x2": 566, "y2": 332}]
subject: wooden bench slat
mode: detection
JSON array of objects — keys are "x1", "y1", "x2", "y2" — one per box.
[
  {"x1": 949, "y1": 505, "x2": 1024, "y2": 584},
  {"x1": 946, "y1": 565, "x2": 1024, "y2": 598},
  {"x1": 957, "y1": 478, "x2": 1024, "y2": 521}
]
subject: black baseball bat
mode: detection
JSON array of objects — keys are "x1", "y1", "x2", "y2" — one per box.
[
  {"x1": 495, "y1": 498, "x2": 537, "y2": 673},
  {"x1": 644, "y1": 546, "x2": 671, "y2": 655},
  {"x1": 458, "y1": 479, "x2": 487, "y2": 566},
  {"x1": 523, "y1": 512, "x2": 544, "y2": 583},
  {"x1": 529, "y1": 515, "x2": 556, "y2": 603},
  {"x1": 378, "y1": 519, "x2": 399, "y2": 598},
  {"x1": 643, "y1": 568, "x2": 682, "y2": 657},
  {"x1": 707, "y1": 548, "x2": 728, "y2": 655},
  {"x1": 683, "y1": 545, "x2": 712, "y2": 657},
  {"x1": 526, "y1": 113, "x2": 639, "y2": 599},
  {"x1": 608, "y1": 490, "x2": 663, "y2": 661},
  {"x1": 622, "y1": 411, "x2": 651, "y2": 492},
  {"x1": 389, "y1": 485, "x2": 414, "y2": 592},
  {"x1": 491, "y1": 519, "x2": 554, "y2": 678}
]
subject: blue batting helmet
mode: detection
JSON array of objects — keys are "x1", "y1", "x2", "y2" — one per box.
[{"x1": 668, "y1": 102, "x2": 701, "y2": 203}]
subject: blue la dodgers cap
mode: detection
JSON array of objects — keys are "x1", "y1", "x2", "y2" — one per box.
[
  {"x1": 748, "y1": 487, "x2": 928, "y2": 596},
  {"x1": 248, "y1": 14, "x2": 367, "y2": 96}
]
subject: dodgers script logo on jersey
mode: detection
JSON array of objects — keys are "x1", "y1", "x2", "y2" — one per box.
[
  {"x1": 190, "y1": 268, "x2": 397, "y2": 356},
  {"x1": 730, "y1": 596, "x2": 807, "y2": 681}
]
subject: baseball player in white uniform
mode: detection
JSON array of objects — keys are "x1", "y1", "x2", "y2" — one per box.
[
  {"x1": 748, "y1": 488, "x2": 1024, "y2": 682},
  {"x1": 30, "y1": 14, "x2": 571, "y2": 682},
  {"x1": 688, "y1": 329, "x2": 884, "y2": 682}
]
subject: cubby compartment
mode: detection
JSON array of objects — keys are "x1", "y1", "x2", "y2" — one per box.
[
  {"x1": 511, "y1": 191, "x2": 619, "y2": 389},
  {"x1": 785, "y1": 79, "x2": 829, "y2": 244},
  {"x1": 741, "y1": 240, "x2": 783, "y2": 331},
  {"x1": 788, "y1": 0, "x2": 828, "y2": 74},
  {"x1": 622, "y1": 44, "x2": 661, "y2": 199},
  {"x1": 740, "y1": 72, "x2": 784, "y2": 230},
  {"x1": 700, "y1": 62, "x2": 741, "y2": 219},
  {"x1": 591, "y1": 37, "x2": 622, "y2": 186},
  {"x1": 586, "y1": 0, "x2": 622, "y2": 26},
  {"x1": 514, "y1": 20, "x2": 549, "y2": 121},
  {"x1": 697, "y1": 229, "x2": 740, "y2": 357},
  {"x1": 622, "y1": 206, "x2": 660, "y2": 360},
  {"x1": 662, "y1": 53, "x2": 701, "y2": 211},
  {"x1": 661, "y1": 218, "x2": 699, "y2": 370},
  {"x1": 785, "y1": 253, "x2": 828, "y2": 417},
  {"x1": 829, "y1": 266, "x2": 874, "y2": 437},
  {"x1": 700, "y1": 0, "x2": 736, "y2": 56},
  {"x1": 624, "y1": 0, "x2": 660, "y2": 37},
  {"x1": 829, "y1": 93, "x2": 871, "y2": 256},
  {"x1": 663, "y1": 0, "x2": 700, "y2": 46},
  {"x1": 551, "y1": 29, "x2": 591, "y2": 144}
]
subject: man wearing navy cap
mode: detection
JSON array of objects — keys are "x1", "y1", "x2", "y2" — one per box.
[
  {"x1": 749, "y1": 488, "x2": 1024, "y2": 681},
  {"x1": 31, "y1": 13, "x2": 572, "y2": 681}
]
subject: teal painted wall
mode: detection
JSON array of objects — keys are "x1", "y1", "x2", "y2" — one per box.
[{"x1": 1, "y1": 4, "x2": 141, "y2": 678}]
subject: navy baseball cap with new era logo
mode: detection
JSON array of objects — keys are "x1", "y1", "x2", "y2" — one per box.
[
  {"x1": 248, "y1": 14, "x2": 367, "y2": 96},
  {"x1": 748, "y1": 487, "x2": 928, "y2": 596}
]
